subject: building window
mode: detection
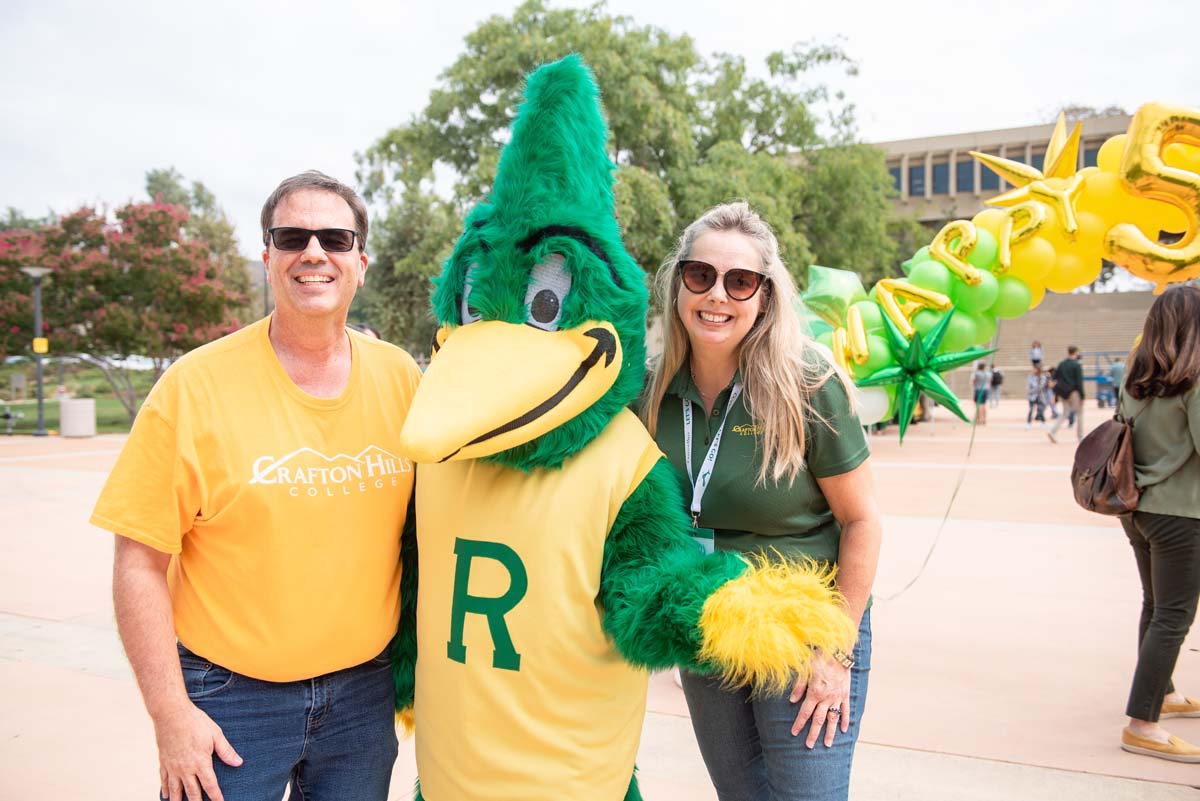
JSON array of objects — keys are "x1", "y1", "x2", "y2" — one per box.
[
  {"x1": 1004, "y1": 150, "x2": 1025, "y2": 165},
  {"x1": 1083, "y1": 146, "x2": 1100, "y2": 168},
  {"x1": 956, "y1": 158, "x2": 974, "y2": 193},
  {"x1": 888, "y1": 166, "x2": 901, "y2": 193},
  {"x1": 1029, "y1": 150, "x2": 1044, "y2": 172},
  {"x1": 979, "y1": 152, "x2": 999, "y2": 191},
  {"x1": 909, "y1": 164, "x2": 926, "y2": 196},
  {"x1": 932, "y1": 162, "x2": 950, "y2": 194}
]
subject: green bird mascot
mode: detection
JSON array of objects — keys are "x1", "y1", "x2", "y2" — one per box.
[{"x1": 393, "y1": 54, "x2": 855, "y2": 801}]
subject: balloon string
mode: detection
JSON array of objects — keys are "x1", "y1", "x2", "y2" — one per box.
[{"x1": 876, "y1": 319, "x2": 1001, "y2": 603}]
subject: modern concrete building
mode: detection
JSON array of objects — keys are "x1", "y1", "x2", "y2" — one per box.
[{"x1": 875, "y1": 115, "x2": 1132, "y2": 228}]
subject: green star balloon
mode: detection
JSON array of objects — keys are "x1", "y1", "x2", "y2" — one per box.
[
  {"x1": 800, "y1": 265, "x2": 868, "y2": 328},
  {"x1": 856, "y1": 306, "x2": 994, "y2": 442}
]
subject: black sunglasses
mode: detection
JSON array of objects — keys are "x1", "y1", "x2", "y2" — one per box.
[
  {"x1": 265, "y1": 227, "x2": 359, "y2": 253},
  {"x1": 677, "y1": 260, "x2": 767, "y2": 301}
]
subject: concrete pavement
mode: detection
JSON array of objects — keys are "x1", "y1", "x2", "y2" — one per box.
[{"x1": 2, "y1": 399, "x2": 1197, "y2": 799}]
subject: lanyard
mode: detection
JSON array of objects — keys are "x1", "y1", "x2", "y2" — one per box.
[{"x1": 683, "y1": 381, "x2": 743, "y2": 527}]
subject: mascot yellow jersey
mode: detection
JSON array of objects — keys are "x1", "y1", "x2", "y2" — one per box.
[{"x1": 414, "y1": 410, "x2": 659, "y2": 800}]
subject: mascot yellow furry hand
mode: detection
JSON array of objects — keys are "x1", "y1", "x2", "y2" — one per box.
[{"x1": 390, "y1": 54, "x2": 855, "y2": 801}]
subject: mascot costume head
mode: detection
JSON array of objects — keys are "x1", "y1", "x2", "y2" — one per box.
[
  {"x1": 400, "y1": 55, "x2": 645, "y2": 470},
  {"x1": 393, "y1": 55, "x2": 855, "y2": 801}
]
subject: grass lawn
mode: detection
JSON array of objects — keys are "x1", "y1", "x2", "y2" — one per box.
[
  {"x1": 2, "y1": 396, "x2": 136, "y2": 435},
  {"x1": 1, "y1": 360, "x2": 155, "y2": 435}
]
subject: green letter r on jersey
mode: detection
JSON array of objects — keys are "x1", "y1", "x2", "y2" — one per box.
[{"x1": 447, "y1": 538, "x2": 528, "y2": 671}]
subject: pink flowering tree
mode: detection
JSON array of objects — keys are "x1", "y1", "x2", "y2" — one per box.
[{"x1": 0, "y1": 202, "x2": 244, "y2": 421}]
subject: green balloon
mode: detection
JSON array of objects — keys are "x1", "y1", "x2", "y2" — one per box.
[
  {"x1": 908, "y1": 259, "x2": 954, "y2": 296},
  {"x1": 809, "y1": 320, "x2": 834, "y2": 338},
  {"x1": 816, "y1": 330, "x2": 834, "y2": 349},
  {"x1": 901, "y1": 246, "x2": 930, "y2": 276},
  {"x1": 952, "y1": 270, "x2": 999, "y2": 313},
  {"x1": 951, "y1": 230, "x2": 999, "y2": 272},
  {"x1": 967, "y1": 228, "x2": 998, "y2": 271},
  {"x1": 938, "y1": 312, "x2": 978, "y2": 353},
  {"x1": 801, "y1": 265, "x2": 868, "y2": 328},
  {"x1": 912, "y1": 308, "x2": 941, "y2": 338},
  {"x1": 992, "y1": 276, "x2": 1033, "y2": 319},
  {"x1": 864, "y1": 334, "x2": 893, "y2": 370},
  {"x1": 851, "y1": 300, "x2": 885, "y2": 332},
  {"x1": 972, "y1": 311, "x2": 997, "y2": 345}
]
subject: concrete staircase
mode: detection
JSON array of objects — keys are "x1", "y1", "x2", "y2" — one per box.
[{"x1": 944, "y1": 291, "x2": 1155, "y2": 395}]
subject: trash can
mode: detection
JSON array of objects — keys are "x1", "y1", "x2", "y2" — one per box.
[{"x1": 59, "y1": 398, "x2": 96, "y2": 438}]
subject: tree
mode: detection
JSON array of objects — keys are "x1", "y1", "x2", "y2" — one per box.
[
  {"x1": 0, "y1": 202, "x2": 245, "y2": 421},
  {"x1": 356, "y1": 185, "x2": 459, "y2": 354},
  {"x1": 1051, "y1": 104, "x2": 1129, "y2": 124},
  {"x1": 355, "y1": 0, "x2": 900, "y2": 343},
  {"x1": 0, "y1": 208, "x2": 53, "y2": 232},
  {"x1": 146, "y1": 168, "x2": 259, "y2": 323}
]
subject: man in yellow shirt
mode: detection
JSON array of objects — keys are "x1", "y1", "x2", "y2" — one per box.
[{"x1": 91, "y1": 171, "x2": 420, "y2": 801}]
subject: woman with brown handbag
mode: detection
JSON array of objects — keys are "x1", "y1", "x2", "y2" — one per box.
[{"x1": 1118, "y1": 284, "x2": 1200, "y2": 763}]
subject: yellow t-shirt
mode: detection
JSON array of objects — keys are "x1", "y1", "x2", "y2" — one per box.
[
  {"x1": 91, "y1": 317, "x2": 420, "y2": 681},
  {"x1": 414, "y1": 409, "x2": 662, "y2": 801}
]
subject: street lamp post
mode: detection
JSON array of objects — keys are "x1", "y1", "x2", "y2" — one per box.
[{"x1": 20, "y1": 266, "x2": 52, "y2": 437}]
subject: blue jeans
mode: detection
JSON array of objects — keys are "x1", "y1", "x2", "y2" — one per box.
[
  {"x1": 681, "y1": 610, "x2": 872, "y2": 801},
  {"x1": 171, "y1": 642, "x2": 398, "y2": 801}
]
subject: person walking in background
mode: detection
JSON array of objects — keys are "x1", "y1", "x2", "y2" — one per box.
[
  {"x1": 1047, "y1": 346, "x2": 1084, "y2": 443},
  {"x1": 1043, "y1": 365, "x2": 1060, "y2": 420},
  {"x1": 989, "y1": 366, "x2": 1004, "y2": 408},
  {"x1": 1030, "y1": 340, "x2": 1044, "y2": 368},
  {"x1": 641, "y1": 202, "x2": 881, "y2": 801},
  {"x1": 1025, "y1": 366, "x2": 1046, "y2": 429},
  {"x1": 971, "y1": 361, "x2": 990, "y2": 425},
  {"x1": 1111, "y1": 356, "x2": 1126, "y2": 399},
  {"x1": 1116, "y1": 285, "x2": 1200, "y2": 763}
]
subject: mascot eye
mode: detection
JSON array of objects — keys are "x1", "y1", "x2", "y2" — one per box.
[
  {"x1": 460, "y1": 263, "x2": 482, "y2": 325},
  {"x1": 524, "y1": 254, "x2": 571, "y2": 331}
]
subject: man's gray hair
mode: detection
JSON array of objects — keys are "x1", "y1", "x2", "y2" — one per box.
[{"x1": 260, "y1": 170, "x2": 368, "y2": 252}]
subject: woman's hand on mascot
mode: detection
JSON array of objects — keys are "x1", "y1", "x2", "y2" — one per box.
[{"x1": 788, "y1": 652, "x2": 851, "y2": 748}]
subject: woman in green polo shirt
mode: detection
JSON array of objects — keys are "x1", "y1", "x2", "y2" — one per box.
[
  {"x1": 1117, "y1": 284, "x2": 1200, "y2": 764},
  {"x1": 640, "y1": 201, "x2": 881, "y2": 801}
]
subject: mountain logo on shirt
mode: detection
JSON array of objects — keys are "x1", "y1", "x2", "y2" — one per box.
[
  {"x1": 249, "y1": 445, "x2": 412, "y2": 497},
  {"x1": 731, "y1": 423, "x2": 764, "y2": 436}
]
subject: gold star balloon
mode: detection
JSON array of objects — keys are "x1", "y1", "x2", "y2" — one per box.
[
  {"x1": 857, "y1": 307, "x2": 993, "y2": 442},
  {"x1": 971, "y1": 114, "x2": 1085, "y2": 235}
]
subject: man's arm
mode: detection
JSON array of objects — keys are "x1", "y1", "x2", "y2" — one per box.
[{"x1": 113, "y1": 536, "x2": 242, "y2": 801}]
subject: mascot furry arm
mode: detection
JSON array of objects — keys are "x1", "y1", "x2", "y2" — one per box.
[{"x1": 393, "y1": 54, "x2": 855, "y2": 801}]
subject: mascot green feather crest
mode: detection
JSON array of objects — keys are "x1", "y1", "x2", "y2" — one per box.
[{"x1": 404, "y1": 53, "x2": 646, "y2": 470}]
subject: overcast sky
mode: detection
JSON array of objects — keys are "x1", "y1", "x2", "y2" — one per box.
[{"x1": 2, "y1": 0, "x2": 1195, "y2": 259}]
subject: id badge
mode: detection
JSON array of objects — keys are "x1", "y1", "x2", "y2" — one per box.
[{"x1": 691, "y1": 526, "x2": 715, "y2": 555}]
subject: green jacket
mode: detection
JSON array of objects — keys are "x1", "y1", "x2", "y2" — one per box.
[
  {"x1": 1120, "y1": 382, "x2": 1200, "y2": 519},
  {"x1": 1055, "y1": 356, "x2": 1085, "y2": 399}
]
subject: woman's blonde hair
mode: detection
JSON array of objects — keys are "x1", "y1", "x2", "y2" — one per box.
[{"x1": 640, "y1": 201, "x2": 851, "y2": 485}]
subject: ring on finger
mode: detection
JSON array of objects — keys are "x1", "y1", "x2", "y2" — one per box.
[{"x1": 827, "y1": 706, "x2": 841, "y2": 716}]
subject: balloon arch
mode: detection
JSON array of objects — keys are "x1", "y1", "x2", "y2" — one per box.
[{"x1": 798, "y1": 103, "x2": 1200, "y2": 438}]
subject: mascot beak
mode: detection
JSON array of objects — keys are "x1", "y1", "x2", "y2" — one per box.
[{"x1": 399, "y1": 320, "x2": 622, "y2": 463}]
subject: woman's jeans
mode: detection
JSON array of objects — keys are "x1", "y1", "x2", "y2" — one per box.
[
  {"x1": 681, "y1": 610, "x2": 872, "y2": 801},
  {"x1": 1027, "y1": 399, "x2": 1045, "y2": 423},
  {"x1": 169, "y1": 641, "x2": 398, "y2": 801},
  {"x1": 1121, "y1": 511, "x2": 1200, "y2": 722}
]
